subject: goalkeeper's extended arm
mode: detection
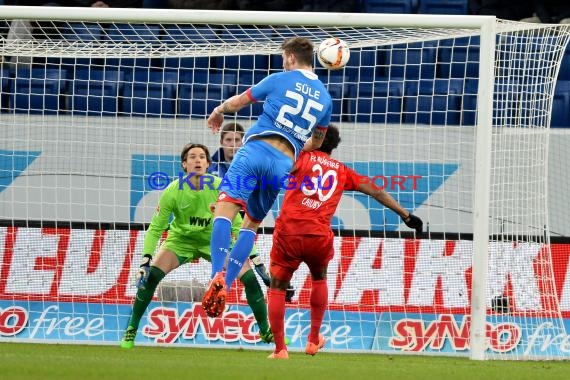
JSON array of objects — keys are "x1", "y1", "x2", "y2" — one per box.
[{"x1": 135, "y1": 254, "x2": 153, "y2": 290}]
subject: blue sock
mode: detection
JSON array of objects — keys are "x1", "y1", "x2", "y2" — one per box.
[
  {"x1": 225, "y1": 229, "x2": 256, "y2": 291},
  {"x1": 210, "y1": 217, "x2": 232, "y2": 277}
]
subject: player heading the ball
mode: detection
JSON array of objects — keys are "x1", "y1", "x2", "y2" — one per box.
[{"x1": 202, "y1": 36, "x2": 333, "y2": 318}]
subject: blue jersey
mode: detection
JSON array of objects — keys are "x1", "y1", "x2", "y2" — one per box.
[{"x1": 244, "y1": 69, "x2": 332, "y2": 158}]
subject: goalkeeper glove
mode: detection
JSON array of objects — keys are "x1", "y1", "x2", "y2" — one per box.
[
  {"x1": 135, "y1": 254, "x2": 153, "y2": 290},
  {"x1": 403, "y1": 213, "x2": 423, "y2": 235},
  {"x1": 251, "y1": 254, "x2": 295, "y2": 303},
  {"x1": 285, "y1": 284, "x2": 295, "y2": 303},
  {"x1": 251, "y1": 254, "x2": 271, "y2": 287}
]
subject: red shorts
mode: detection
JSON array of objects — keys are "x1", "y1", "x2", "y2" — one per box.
[{"x1": 269, "y1": 230, "x2": 334, "y2": 282}]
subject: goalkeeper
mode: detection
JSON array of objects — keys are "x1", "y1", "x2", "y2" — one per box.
[{"x1": 121, "y1": 143, "x2": 274, "y2": 348}]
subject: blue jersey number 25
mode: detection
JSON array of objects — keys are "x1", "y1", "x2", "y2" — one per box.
[{"x1": 276, "y1": 90, "x2": 324, "y2": 137}]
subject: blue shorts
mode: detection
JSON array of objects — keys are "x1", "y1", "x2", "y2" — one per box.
[{"x1": 219, "y1": 139, "x2": 293, "y2": 222}]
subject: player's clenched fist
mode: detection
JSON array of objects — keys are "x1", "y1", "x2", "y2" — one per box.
[{"x1": 207, "y1": 107, "x2": 225, "y2": 133}]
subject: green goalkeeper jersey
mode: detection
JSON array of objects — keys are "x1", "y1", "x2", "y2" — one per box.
[{"x1": 142, "y1": 175, "x2": 242, "y2": 256}]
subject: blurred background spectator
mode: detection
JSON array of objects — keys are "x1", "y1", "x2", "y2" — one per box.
[
  {"x1": 534, "y1": 1, "x2": 570, "y2": 24},
  {"x1": 167, "y1": 0, "x2": 235, "y2": 10},
  {"x1": 468, "y1": 0, "x2": 534, "y2": 21},
  {"x1": 469, "y1": 0, "x2": 570, "y2": 23},
  {"x1": 300, "y1": 0, "x2": 360, "y2": 13},
  {"x1": 235, "y1": 0, "x2": 300, "y2": 11}
]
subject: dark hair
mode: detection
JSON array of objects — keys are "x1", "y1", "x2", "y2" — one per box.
[
  {"x1": 281, "y1": 37, "x2": 314, "y2": 67},
  {"x1": 220, "y1": 122, "x2": 245, "y2": 141},
  {"x1": 180, "y1": 143, "x2": 211, "y2": 164},
  {"x1": 317, "y1": 124, "x2": 341, "y2": 155}
]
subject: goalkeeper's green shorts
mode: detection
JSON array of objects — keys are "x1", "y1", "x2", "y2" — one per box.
[
  {"x1": 160, "y1": 232, "x2": 258, "y2": 266},
  {"x1": 160, "y1": 233, "x2": 211, "y2": 266}
]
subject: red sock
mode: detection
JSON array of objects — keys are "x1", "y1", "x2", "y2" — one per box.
[
  {"x1": 309, "y1": 279, "x2": 328, "y2": 344},
  {"x1": 268, "y1": 288, "x2": 287, "y2": 352}
]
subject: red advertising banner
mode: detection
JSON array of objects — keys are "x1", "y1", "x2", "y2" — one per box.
[{"x1": 1, "y1": 226, "x2": 570, "y2": 317}]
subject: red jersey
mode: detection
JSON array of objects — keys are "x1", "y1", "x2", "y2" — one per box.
[{"x1": 275, "y1": 150, "x2": 362, "y2": 236}]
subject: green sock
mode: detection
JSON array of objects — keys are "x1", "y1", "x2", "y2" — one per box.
[
  {"x1": 240, "y1": 269, "x2": 270, "y2": 334},
  {"x1": 127, "y1": 266, "x2": 166, "y2": 332}
]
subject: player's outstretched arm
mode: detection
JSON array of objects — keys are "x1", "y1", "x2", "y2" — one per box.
[
  {"x1": 358, "y1": 181, "x2": 423, "y2": 234},
  {"x1": 208, "y1": 91, "x2": 253, "y2": 134}
]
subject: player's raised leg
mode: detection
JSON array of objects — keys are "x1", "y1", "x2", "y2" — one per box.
[
  {"x1": 203, "y1": 200, "x2": 241, "y2": 317},
  {"x1": 225, "y1": 226, "x2": 258, "y2": 291},
  {"x1": 225, "y1": 143, "x2": 293, "y2": 291}
]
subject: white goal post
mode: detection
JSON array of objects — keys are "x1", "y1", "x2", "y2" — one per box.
[{"x1": 0, "y1": 6, "x2": 569, "y2": 360}]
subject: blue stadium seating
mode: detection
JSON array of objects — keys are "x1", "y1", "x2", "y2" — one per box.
[
  {"x1": 121, "y1": 70, "x2": 178, "y2": 117},
  {"x1": 269, "y1": 54, "x2": 285, "y2": 74},
  {"x1": 403, "y1": 79, "x2": 462, "y2": 125},
  {"x1": 0, "y1": 66, "x2": 9, "y2": 111},
  {"x1": 10, "y1": 68, "x2": 67, "y2": 114},
  {"x1": 69, "y1": 68, "x2": 124, "y2": 116},
  {"x1": 162, "y1": 26, "x2": 216, "y2": 70},
  {"x1": 438, "y1": 37, "x2": 480, "y2": 79},
  {"x1": 104, "y1": 23, "x2": 161, "y2": 70},
  {"x1": 326, "y1": 81, "x2": 351, "y2": 122},
  {"x1": 361, "y1": 0, "x2": 417, "y2": 13},
  {"x1": 418, "y1": 0, "x2": 468, "y2": 15},
  {"x1": 216, "y1": 27, "x2": 272, "y2": 76},
  {"x1": 178, "y1": 73, "x2": 237, "y2": 117},
  {"x1": 219, "y1": 26, "x2": 274, "y2": 47},
  {"x1": 558, "y1": 44, "x2": 570, "y2": 81},
  {"x1": 105, "y1": 23, "x2": 161, "y2": 44},
  {"x1": 379, "y1": 42, "x2": 437, "y2": 80},
  {"x1": 235, "y1": 73, "x2": 264, "y2": 119},
  {"x1": 273, "y1": 27, "x2": 331, "y2": 42},
  {"x1": 493, "y1": 81, "x2": 527, "y2": 126},
  {"x1": 552, "y1": 81, "x2": 570, "y2": 128},
  {"x1": 162, "y1": 25, "x2": 219, "y2": 46},
  {"x1": 164, "y1": 56, "x2": 212, "y2": 73},
  {"x1": 461, "y1": 78, "x2": 478, "y2": 126},
  {"x1": 344, "y1": 47, "x2": 377, "y2": 81},
  {"x1": 63, "y1": 23, "x2": 103, "y2": 41},
  {"x1": 348, "y1": 79, "x2": 404, "y2": 123}
]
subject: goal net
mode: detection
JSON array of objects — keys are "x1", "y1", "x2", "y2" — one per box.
[{"x1": 0, "y1": 6, "x2": 569, "y2": 360}]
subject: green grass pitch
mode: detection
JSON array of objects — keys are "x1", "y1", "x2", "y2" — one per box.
[{"x1": 1, "y1": 342, "x2": 570, "y2": 380}]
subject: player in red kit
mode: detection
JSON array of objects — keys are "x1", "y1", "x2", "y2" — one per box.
[{"x1": 266, "y1": 124, "x2": 423, "y2": 359}]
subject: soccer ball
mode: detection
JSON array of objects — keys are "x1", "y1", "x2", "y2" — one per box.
[{"x1": 317, "y1": 37, "x2": 350, "y2": 70}]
